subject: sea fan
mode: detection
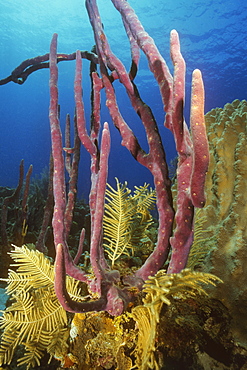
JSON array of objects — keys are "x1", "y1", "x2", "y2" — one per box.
[
  {"x1": 131, "y1": 269, "x2": 222, "y2": 370},
  {"x1": 103, "y1": 178, "x2": 156, "y2": 268},
  {"x1": 0, "y1": 244, "x2": 83, "y2": 369}
]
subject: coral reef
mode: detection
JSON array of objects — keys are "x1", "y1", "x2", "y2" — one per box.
[
  {"x1": 131, "y1": 269, "x2": 222, "y2": 370},
  {"x1": 1, "y1": 0, "x2": 247, "y2": 365},
  {"x1": 2, "y1": 182, "x2": 242, "y2": 369},
  {"x1": 188, "y1": 99, "x2": 247, "y2": 347},
  {"x1": 55, "y1": 269, "x2": 227, "y2": 370},
  {"x1": 0, "y1": 180, "x2": 156, "y2": 369},
  {"x1": 0, "y1": 176, "x2": 90, "y2": 268}
]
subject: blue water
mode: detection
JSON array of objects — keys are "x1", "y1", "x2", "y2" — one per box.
[{"x1": 0, "y1": 0, "x2": 246, "y2": 200}]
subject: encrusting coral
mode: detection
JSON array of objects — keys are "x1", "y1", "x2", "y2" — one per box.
[{"x1": 188, "y1": 99, "x2": 247, "y2": 347}]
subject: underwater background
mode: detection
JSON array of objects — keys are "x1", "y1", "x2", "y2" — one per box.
[{"x1": 0, "y1": 0, "x2": 246, "y2": 200}]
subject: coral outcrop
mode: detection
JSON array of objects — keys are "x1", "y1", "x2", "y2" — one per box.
[{"x1": 189, "y1": 99, "x2": 247, "y2": 346}]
